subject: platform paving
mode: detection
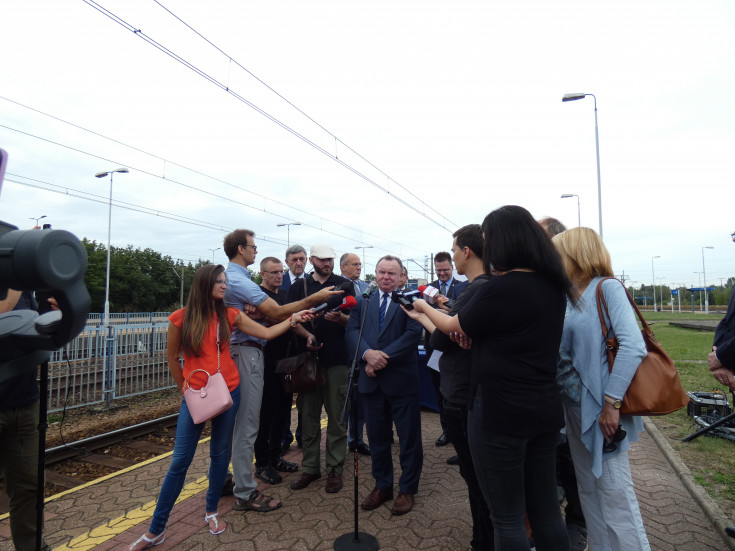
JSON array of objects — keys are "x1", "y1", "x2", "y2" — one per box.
[{"x1": 1, "y1": 410, "x2": 733, "y2": 551}]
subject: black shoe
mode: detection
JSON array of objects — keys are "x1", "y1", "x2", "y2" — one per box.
[
  {"x1": 446, "y1": 454, "x2": 459, "y2": 465},
  {"x1": 435, "y1": 432, "x2": 450, "y2": 447},
  {"x1": 255, "y1": 464, "x2": 282, "y2": 485},
  {"x1": 280, "y1": 441, "x2": 290, "y2": 455},
  {"x1": 273, "y1": 457, "x2": 299, "y2": 473}
]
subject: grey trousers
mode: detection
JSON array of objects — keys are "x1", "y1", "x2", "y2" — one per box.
[{"x1": 230, "y1": 344, "x2": 265, "y2": 500}]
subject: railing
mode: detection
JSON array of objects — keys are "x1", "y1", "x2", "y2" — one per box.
[
  {"x1": 47, "y1": 322, "x2": 176, "y2": 413},
  {"x1": 85, "y1": 312, "x2": 172, "y2": 326}
]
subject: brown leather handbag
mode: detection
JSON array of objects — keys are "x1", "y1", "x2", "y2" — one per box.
[
  {"x1": 597, "y1": 277, "x2": 689, "y2": 416},
  {"x1": 275, "y1": 350, "x2": 325, "y2": 394}
]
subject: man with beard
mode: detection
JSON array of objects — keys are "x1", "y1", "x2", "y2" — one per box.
[{"x1": 288, "y1": 244, "x2": 352, "y2": 493}]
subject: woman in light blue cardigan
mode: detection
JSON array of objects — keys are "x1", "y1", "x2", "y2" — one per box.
[{"x1": 553, "y1": 228, "x2": 650, "y2": 551}]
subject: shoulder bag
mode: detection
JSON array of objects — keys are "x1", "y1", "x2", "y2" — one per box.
[
  {"x1": 183, "y1": 331, "x2": 233, "y2": 424},
  {"x1": 275, "y1": 276, "x2": 325, "y2": 394},
  {"x1": 597, "y1": 277, "x2": 689, "y2": 416}
]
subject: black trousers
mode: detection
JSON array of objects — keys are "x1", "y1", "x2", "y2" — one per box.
[
  {"x1": 254, "y1": 363, "x2": 292, "y2": 467},
  {"x1": 443, "y1": 399, "x2": 494, "y2": 551}
]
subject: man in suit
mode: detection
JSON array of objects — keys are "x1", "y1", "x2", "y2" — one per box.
[
  {"x1": 340, "y1": 253, "x2": 371, "y2": 456},
  {"x1": 427, "y1": 251, "x2": 467, "y2": 447},
  {"x1": 280, "y1": 244, "x2": 307, "y2": 294},
  {"x1": 709, "y1": 231, "x2": 735, "y2": 391},
  {"x1": 345, "y1": 256, "x2": 423, "y2": 515}
]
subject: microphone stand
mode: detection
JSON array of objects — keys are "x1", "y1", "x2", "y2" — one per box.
[
  {"x1": 36, "y1": 359, "x2": 49, "y2": 551},
  {"x1": 334, "y1": 290, "x2": 379, "y2": 551}
]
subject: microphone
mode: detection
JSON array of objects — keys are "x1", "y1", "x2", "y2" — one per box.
[
  {"x1": 312, "y1": 294, "x2": 358, "y2": 315},
  {"x1": 417, "y1": 285, "x2": 440, "y2": 304},
  {"x1": 362, "y1": 280, "x2": 378, "y2": 297}
]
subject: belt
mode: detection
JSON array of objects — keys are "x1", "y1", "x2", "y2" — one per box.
[{"x1": 237, "y1": 341, "x2": 263, "y2": 350}]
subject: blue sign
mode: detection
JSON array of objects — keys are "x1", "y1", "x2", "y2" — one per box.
[{"x1": 672, "y1": 289, "x2": 679, "y2": 296}]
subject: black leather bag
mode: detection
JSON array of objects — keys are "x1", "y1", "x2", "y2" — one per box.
[{"x1": 275, "y1": 350, "x2": 324, "y2": 394}]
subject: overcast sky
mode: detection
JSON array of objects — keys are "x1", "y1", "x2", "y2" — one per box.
[{"x1": 1, "y1": 1, "x2": 734, "y2": 291}]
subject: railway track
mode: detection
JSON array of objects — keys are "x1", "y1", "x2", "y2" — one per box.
[{"x1": 0, "y1": 412, "x2": 188, "y2": 515}]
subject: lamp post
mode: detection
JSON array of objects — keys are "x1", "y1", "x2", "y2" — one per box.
[
  {"x1": 30, "y1": 214, "x2": 47, "y2": 227},
  {"x1": 651, "y1": 255, "x2": 660, "y2": 311},
  {"x1": 702, "y1": 246, "x2": 714, "y2": 314},
  {"x1": 562, "y1": 93, "x2": 603, "y2": 239},
  {"x1": 171, "y1": 265, "x2": 185, "y2": 308},
  {"x1": 209, "y1": 247, "x2": 220, "y2": 264},
  {"x1": 694, "y1": 271, "x2": 702, "y2": 311},
  {"x1": 560, "y1": 194, "x2": 581, "y2": 227},
  {"x1": 95, "y1": 167, "x2": 129, "y2": 327},
  {"x1": 277, "y1": 222, "x2": 301, "y2": 247},
  {"x1": 355, "y1": 245, "x2": 374, "y2": 268},
  {"x1": 658, "y1": 276, "x2": 666, "y2": 311}
]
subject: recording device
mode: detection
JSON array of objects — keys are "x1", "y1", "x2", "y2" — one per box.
[
  {"x1": 391, "y1": 289, "x2": 422, "y2": 310},
  {"x1": 417, "y1": 285, "x2": 439, "y2": 304},
  {"x1": 311, "y1": 294, "x2": 358, "y2": 315},
  {"x1": 331, "y1": 279, "x2": 356, "y2": 297},
  {"x1": 362, "y1": 280, "x2": 378, "y2": 297},
  {"x1": 0, "y1": 147, "x2": 91, "y2": 383}
]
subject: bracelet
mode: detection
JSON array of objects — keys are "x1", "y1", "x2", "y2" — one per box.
[{"x1": 290, "y1": 314, "x2": 297, "y2": 327}]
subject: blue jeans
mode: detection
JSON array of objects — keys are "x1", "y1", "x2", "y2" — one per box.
[
  {"x1": 469, "y1": 394, "x2": 568, "y2": 551},
  {"x1": 149, "y1": 387, "x2": 240, "y2": 535}
]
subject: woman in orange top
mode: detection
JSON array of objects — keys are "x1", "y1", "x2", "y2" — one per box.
[{"x1": 129, "y1": 264, "x2": 313, "y2": 549}]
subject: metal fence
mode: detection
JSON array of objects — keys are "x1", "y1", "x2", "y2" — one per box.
[
  {"x1": 85, "y1": 312, "x2": 172, "y2": 326},
  {"x1": 47, "y1": 322, "x2": 176, "y2": 413}
]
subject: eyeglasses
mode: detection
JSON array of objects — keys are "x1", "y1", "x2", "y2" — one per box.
[
  {"x1": 242, "y1": 244, "x2": 258, "y2": 252},
  {"x1": 435, "y1": 269, "x2": 452, "y2": 274},
  {"x1": 603, "y1": 425, "x2": 627, "y2": 453}
]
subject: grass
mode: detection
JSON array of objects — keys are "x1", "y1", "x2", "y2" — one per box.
[{"x1": 638, "y1": 314, "x2": 735, "y2": 521}]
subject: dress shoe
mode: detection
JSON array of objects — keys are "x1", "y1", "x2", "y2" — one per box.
[
  {"x1": 391, "y1": 491, "x2": 414, "y2": 515},
  {"x1": 435, "y1": 432, "x2": 450, "y2": 446},
  {"x1": 325, "y1": 471, "x2": 343, "y2": 493},
  {"x1": 361, "y1": 487, "x2": 393, "y2": 510},
  {"x1": 290, "y1": 472, "x2": 320, "y2": 490},
  {"x1": 446, "y1": 454, "x2": 459, "y2": 465}
]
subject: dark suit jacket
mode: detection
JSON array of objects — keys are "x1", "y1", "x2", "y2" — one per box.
[
  {"x1": 714, "y1": 290, "x2": 735, "y2": 370},
  {"x1": 279, "y1": 272, "x2": 301, "y2": 294},
  {"x1": 345, "y1": 289, "x2": 423, "y2": 397},
  {"x1": 429, "y1": 277, "x2": 468, "y2": 301}
]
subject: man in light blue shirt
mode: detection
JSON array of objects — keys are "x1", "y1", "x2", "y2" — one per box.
[{"x1": 222, "y1": 229, "x2": 339, "y2": 513}]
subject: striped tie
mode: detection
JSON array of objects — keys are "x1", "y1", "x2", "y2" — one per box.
[{"x1": 378, "y1": 293, "x2": 389, "y2": 330}]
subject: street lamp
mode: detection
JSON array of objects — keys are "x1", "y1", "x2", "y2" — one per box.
[
  {"x1": 560, "y1": 194, "x2": 581, "y2": 227},
  {"x1": 277, "y1": 222, "x2": 301, "y2": 247},
  {"x1": 209, "y1": 247, "x2": 220, "y2": 264},
  {"x1": 30, "y1": 214, "x2": 47, "y2": 226},
  {"x1": 651, "y1": 255, "x2": 660, "y2": 311},
  {"x1": 702, "y1": 246, "x2": 714, "y2": 314},
  {"x1": 562, "y1": 92, "x2": 603, "y2": 239},
  {"x1": 355, "y1": 245, "x2": 374, "y2": 268},
  {"x1": 95, "y1": 167, "x2": 129, "y2": 327}
]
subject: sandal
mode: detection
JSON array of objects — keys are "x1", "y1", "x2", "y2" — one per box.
[
  {"x1": 233, "y1": 490, "x2": 282, "y2": 512},
  {"x1": 273, "y1": 457, "x2": 299, "y2": 473},
  {"x1": 205, "y1": 511, "x2": 226, "y2": 535},
  {"x1": 128, "y1": 530, "x2": 165, "y2": 550}
]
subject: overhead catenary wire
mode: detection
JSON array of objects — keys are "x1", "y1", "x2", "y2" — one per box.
[
  {"x1": 79, "y1": 0, "x2": 457, "y2": 232},
  {"x1": 0, "y1": 122, "x2": 413, "y2": 254}
]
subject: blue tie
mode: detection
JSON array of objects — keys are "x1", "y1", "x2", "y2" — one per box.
[{"x1": 379, "y1": 293, "x2": 389, "y2": 330}]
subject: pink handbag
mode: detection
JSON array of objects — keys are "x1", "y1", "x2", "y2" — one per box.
[{"x1": 182, "y1": 333, "x2": 233, "y2": 424}]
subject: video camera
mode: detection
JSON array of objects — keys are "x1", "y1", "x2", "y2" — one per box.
[{"x1": 0, "y1": 148, "x2": 91, "y2": 383}]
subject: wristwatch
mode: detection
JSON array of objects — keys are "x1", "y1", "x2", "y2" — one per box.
[{"x1": 604, "y1": 395, "x2": 622, "y2": 409}]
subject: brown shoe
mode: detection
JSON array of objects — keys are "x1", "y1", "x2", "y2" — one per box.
[
  {"x1": 361, "y1": 487, "x2": 393, "y2": 510},
  {"x1": 325, "y1": 472, "x2": 343, "y2": 493},
  {"x1": 290, "y1": 472, "x2": 321, "y2": 490},
  {"x1": 391, "y1": 492, "x2": 414, "y2": 515}
]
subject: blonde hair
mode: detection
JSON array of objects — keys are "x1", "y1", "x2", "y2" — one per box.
[{"x1": 552, "y1": 227, "x2": 613, "y2": 282}]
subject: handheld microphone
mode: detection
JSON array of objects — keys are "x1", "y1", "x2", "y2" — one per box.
[
  {"x1": 362, "y1": 280, "x2": 378, "y2": 297},
  {"x1": 312, "y1": 294, "x2": 358, "y2": 315},
  {"x1": 391, "y1": 289, "x2": 421, "y2": 310},
  {"x1": 417, "y1": 285, "x2": 440, "y2": 304}
]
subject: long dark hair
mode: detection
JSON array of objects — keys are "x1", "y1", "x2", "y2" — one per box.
[
  {"x1": 482, "y1": 205, "x2": 576, "y2": 304},
  {"x1": 181, "y1": 264, "x2": 230, "y2": 357}
]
